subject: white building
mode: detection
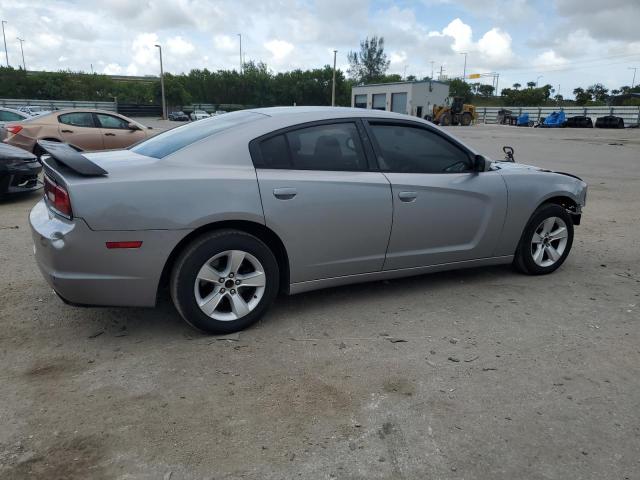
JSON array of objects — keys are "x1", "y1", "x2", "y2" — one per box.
[{"x1": 351, "y1": 80, "x2": 450, "y2": 118}]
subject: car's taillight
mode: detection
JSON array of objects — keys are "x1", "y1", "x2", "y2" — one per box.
[
  {"x1": 6, "y1": 124, "x2": 23, "y2": 135},
  {"x1": 43, "y1": 174, "x2": 73, "y2": 219}
]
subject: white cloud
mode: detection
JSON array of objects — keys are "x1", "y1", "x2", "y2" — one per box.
[
  {"x1": 264, "y1": 39, "x2": 294, "y2": 61},
  {"x1": 167, "y1": 36, "x2": 195, "y2": 56},
  {"x1": 534, "y1": 50, "x2": 568, "y2": 68}
]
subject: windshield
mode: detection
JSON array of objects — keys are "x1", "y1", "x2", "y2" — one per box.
[{"x1": 131, "y1": 110, "x2": 265, "y2": 159}]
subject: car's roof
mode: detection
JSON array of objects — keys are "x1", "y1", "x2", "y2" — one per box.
[
  {"x1": 0, "y1": 106, "x2": 30, "y2": 116},
  {"x1": 247, "y1": 106, "x2": 410, "y2": 120}
]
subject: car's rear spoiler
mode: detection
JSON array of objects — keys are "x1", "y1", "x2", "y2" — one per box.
[{"x1": 37, "y1": 140, "x2": 108, "y2": 176}]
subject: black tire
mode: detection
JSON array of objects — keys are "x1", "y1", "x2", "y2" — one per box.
[
  {"x1": 513, "y1": 204, "x2": 574, "y2": 275},
  {"x1": 170, "y1": 229, "x2": 279, "y2": 334},
  {"x1": 461, "y1": 112, "x2": 472, "y2": 126},
  {"x1": 440, "y1": 112, "x2": 452, "y2": 126}
]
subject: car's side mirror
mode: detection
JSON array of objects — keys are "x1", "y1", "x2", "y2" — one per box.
[
  {"x1": 128, "y1": 123, "x2": 141, "y2": 131},
  {"x1": 473, "y1": 154, "x2": 487, "y2": 172}
]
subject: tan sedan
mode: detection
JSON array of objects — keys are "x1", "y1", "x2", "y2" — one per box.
[{"x1": 3, "y1": 109, "x2": 152, "y2": 155}]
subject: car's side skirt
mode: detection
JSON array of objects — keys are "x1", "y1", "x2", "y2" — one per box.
[{"x1": 288, "y1": 255, "x2": 514, "y2": 295}]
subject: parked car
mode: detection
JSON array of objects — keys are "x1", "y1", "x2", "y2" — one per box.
[
  {"x1": 30, "y1": 107, "x2": 587, "y2": 334},
  {"x1": 0, "y1": 142, "x2": 41, "y2": 198},
  {"x1": 0, "y1": 107, "x2": 30, "y2": 140},
  {"x1": 190, "y1": 110, "x2": 210, "y2": 121},
  {"x1": 18, "y1": 106, "x2": 52, "y2": 117},
  {"x1": 3, "y1": 109, "x2": 152, "y2": 155},
  {"x1": 213, "y1": 110, "x2": 228, "y2": 116},
  {"x1": 169, "y1": 111, "x2": 189, "y2": 121}
]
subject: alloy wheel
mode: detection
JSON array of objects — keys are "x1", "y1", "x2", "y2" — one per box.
[
  {"x1": 530, "y1": 216, "x2": 569, "y2": 268},
  {"x1": 193, "y1": 250, "x2": 266, "y2": 321}
]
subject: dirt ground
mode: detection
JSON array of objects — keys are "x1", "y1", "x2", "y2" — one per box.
[{"x1": 1, "y1": 123, "x2": 639, "y2": 480}]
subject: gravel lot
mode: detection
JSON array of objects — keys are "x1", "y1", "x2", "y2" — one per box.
[{"x1": 1, "y1": 124, "x2": 639, "y2": 479}]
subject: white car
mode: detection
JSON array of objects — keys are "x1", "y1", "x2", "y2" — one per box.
[
  {"x1": 190, "y1": 110, "x2": 210, "y2": 121},
  {"x1": 18, "y1": 106, "x2": 52, "y2": 117}
]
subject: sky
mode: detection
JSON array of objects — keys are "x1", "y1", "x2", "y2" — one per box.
[{"x1": 1, "y1": 0, "x2": 639, "y2": 97}]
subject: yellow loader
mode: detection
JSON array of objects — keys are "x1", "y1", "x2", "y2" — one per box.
[{"x1": 432, "y1": 97, "x2": 476, "y2": 126}]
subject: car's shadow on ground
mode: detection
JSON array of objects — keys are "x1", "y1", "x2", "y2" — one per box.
[{"x1": 83, "y1": 264, "x2": 518, "y2": 340}]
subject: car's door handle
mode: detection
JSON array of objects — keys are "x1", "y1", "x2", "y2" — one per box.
[
  {"x1": 104, "y1": 133, "x2": 116, "y2": 136},
  {"x1": 398, "y1": 191, "x2": 418, "y2": 202},
  {"x1": 61, "y1": 129, "x2": 74, "y2": 133},
  {"x1": 273, "y1": 188, "x2": 297, "y2": 200}
]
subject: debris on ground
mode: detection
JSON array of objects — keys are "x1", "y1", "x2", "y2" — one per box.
[
  {"x1": 387, "y1": 337, "x2": 408, "y2": 343},
  {"x1": 448, "y1": 356, "x2": 460, "y2": 363},
  {"x1": 88, "y1": 330, "x2": 105, "y2": 339},
  {"x1": 464, "y1": 355, "x2": 479, "y2": 362}
]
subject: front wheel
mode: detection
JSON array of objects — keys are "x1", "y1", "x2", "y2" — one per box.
[
  {"x1": 170, "y1": 230, "x2": 279, "y2": 333},
  {"x1": 514, "y1": 204, "x2": 574, "y2": 275}
]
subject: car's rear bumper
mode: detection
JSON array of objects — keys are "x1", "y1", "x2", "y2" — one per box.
[{"x1": 29, "y1": 200, "x2": 188, "y2": 307}]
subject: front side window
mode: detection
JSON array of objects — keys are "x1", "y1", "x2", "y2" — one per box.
[
  {"x1": 58, "y1": 112, "x2": 95, "y2": 128},
  {"x1": 96, "y1": 113, "x2": 130, "y2": 129},
  {"x1": 257, "y1": 122, "x2": 367, "y2": 171},
  {"x1": 369, "y1": 123, "x2": 471, "y2": 173}
]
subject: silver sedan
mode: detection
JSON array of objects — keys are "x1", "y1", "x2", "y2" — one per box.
[{"x1": 30, "y1": 107, "x2": 587, "y2": 333}]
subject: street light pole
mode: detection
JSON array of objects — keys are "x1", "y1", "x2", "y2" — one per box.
[
  {"x1": 536, "y1": 75, "x2": 543, "y2": 87},
  {"x1": 460, "y1": 52, "x2": 467, "y2": 80},
  {"x1": 629, "y1": 67, "x2": 638, "y2": 88},
  {"x1": 1, "y1": 20, "x2": 8, "y2": 67},
  {"x1": 237, "y1": 33, "x2": 242, "y2": 74},
  {"x1": 17, "y1": 37, "x2": 25, "y2": 71},
  {"x1": 154, "y1": 44, "x2": 166, "y2": 120},
  {"x1": 331, "y1": 50, "x2": 337, "y2": 107}
]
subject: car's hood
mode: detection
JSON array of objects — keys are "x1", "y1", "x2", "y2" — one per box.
[{"x1": 492, "y1": 160, "x2": 583, "y2": 181}]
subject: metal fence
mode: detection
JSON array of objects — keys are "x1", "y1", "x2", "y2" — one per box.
[
  {"x1": 0, "y1": 98, "x2": 117, "y2": 112},
  {"x1": 478, "y1": 106, "x2": 640, "y2": 126}
]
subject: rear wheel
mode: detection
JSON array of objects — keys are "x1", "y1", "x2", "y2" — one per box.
[
  {"x1": 461, "y1": 112, "x2": 472, "y2": 126},
  {"x1": 170, "y1": 230, "x2": 279, "y2": 333},
  {"x1": 514, "y1": 204, "x2": 574, "y2": 275}
]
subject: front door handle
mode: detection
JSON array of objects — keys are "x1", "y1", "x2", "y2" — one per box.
[
  {"x1": 273, "y1": 187, "x2": 297, "y2": 200},
  {"x1": 398, "y1": 191, "x2": 417, "y2": 202},
  {"x1": 61, "y1": 129, "x2": 74, "y2": 133},
  {"x1": 105, "y1": 132, "x2": 116, "y2": 136}
]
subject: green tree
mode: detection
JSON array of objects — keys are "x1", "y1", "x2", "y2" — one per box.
[
  {"x1": 573, "y1": 87, "x2": 591, "y2": 105},
  {"x1": 448, "y1": 79, "x2": 472, "y2": 102},
  {"x1": 477, "y1": 84, "x2": 495, "y2": 97},
  {"x1": 512, "y1": 82, "x2": 521, "y2": 90},
  {"x1": 586, "y1": 83, "x2": 608, "y2": 102},
  {"x1": 526, "y1": 81, "x2": 536, "y2": 88},
  {"x1": 347, "y1": 36, "x2": 390, "y2": 84}
]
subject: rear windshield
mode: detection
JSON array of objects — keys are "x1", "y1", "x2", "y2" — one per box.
[{"x1": 131, "y1": 110, "x2": 264, "y2": 159}]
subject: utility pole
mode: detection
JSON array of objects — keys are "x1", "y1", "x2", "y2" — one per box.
[
  {"x1": 439, "y1": 65, "x2": 444, "y2": 81},
  {"x1": 331, "y1": 50, "x2": 337, "y2": 106},
  {"x1": 495, "y1": 73, "x2": 500, "y2": 97},
  {"x1": 629, "y1": 67, "x2": 638, "y2": 88},
  {"x1": 237, "y1": 33, "x2": 243, "y2": 74},
  {"x1": 460, "y1": 52, "x2": 467, "y2": 80},
  {"x1": 17, "y1": 37, "x2": 25, "y2": 71},
  {"x1": 1, "y1": 20, "x2": 8, "y2": 67},
  {"x1": 430, "y1": 61, "x2": 434, "y2": 79},
  {"x1": 536, "y1": 75, "x2": 543, "y2": 87},
  {"x1": 154, "y1": 44, "x2": 166, "y2": 120}
]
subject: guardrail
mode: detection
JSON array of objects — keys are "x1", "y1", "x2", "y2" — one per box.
[
  {"x1": 478, "y1": 106, "x2": 640, "y2": 126},
  {"x1": 0, "y1": 98, "x2": 117, "y2": 112}
]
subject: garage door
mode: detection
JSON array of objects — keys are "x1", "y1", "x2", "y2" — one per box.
[{"x1": 391, "y1": 93, "x2": 407, "y2": 114}]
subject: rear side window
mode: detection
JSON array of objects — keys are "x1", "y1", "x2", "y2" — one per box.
[
  {"x1": 131, "y1": 111, "x2": 263, "y2": 159},
  {"x1": 59, "y1": 112, "x2": 95, "y2": 128},
  {"x1": 257, "y1": 122, "x2": 367, "y2": 171},
  {"x1": 96, "y1": 113, "x2": 129, "y2": 129},
  {"x1": 369, "y1": 123, "x2": 471, "y2": 173}
]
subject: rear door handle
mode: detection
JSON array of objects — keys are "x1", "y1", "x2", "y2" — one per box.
[
  {"x1": 61, "y1": 129, "x2": 74, "y2": 133},
  {"x1": 105, "y1": 132, "x2": 116, "y2": 136},
  {"x1": 398, "y1": 191, "x2": 417, "y2": 202},
  {"x1": 273, "y1": 188, "x2": 297, "y2": 200}
]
